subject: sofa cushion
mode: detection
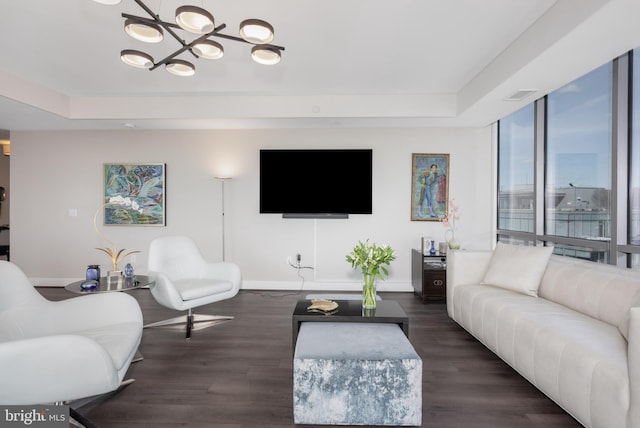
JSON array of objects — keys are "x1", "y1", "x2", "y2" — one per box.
[
  {"x1": 539, "y1": 256, "x2": 640, "y2": 328},
  {"x1": 480, "y1": 243, "x2": 553, "y2": 297}
]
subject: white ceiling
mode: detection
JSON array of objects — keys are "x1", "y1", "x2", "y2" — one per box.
[{"x1": 0, "y1": 0, "x2": 639, "y2": 131}]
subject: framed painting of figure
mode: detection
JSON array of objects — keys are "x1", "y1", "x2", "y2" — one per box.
[{"x1": 411, "y1": 154, "x2": 449, "y2": 221}]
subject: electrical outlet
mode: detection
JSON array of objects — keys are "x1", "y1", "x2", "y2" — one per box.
[
  {"x1": 296, "y1": 253, "x2": 301, "y2": 264},
  {"x1": 130, "y1": 254, "x2": 137, "y2": 263}
]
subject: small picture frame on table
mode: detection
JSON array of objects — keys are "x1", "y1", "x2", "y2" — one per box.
[{"x1": 421, "y1": 237, "x2": 434, "y2": 256}]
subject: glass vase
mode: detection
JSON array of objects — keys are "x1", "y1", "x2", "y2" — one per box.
[
  {"x1": 106, "y1": 270, "x2": 122, "y2": 290},
  {"x1": 86, "y1": 265, "x2": 100, "y2": 281},
  {"x1": 362, "y1": 273, "x2": 377, "y2": 309},
  {"x1": 124, "y1": 263, "x2": 134, "y2": 279},
  {"x1": 445, "y1": 228, "x2": 461, "y2": 250}
]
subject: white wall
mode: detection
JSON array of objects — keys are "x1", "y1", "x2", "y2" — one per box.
[{"x1": 9, "y1": 127, "x2": 494, "y2": 290}]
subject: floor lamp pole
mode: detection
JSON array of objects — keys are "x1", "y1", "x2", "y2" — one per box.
[
  {"x1": 215, "y1": 177, "x2": 230, "y2": 261},
  {"x1": 221, "y1": 179, "x2": 226, "y2": 261}
]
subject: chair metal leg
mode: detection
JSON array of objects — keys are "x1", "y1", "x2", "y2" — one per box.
[
  {"x1": 66, "y1": 379, "x2": 134, "y2": 427},
  {"x1": 70, "y1": 407, "x2": 97, "y2": 428},
  {"x1": 132, "y1": 349, "x2": 144, "y2": 363},
  {"x1": 186, "y1": 313, "x2": 193, "y2": 339},
  {"x1": 65, "y1": 379, "x2": 135, "y2": 407},
  {"x1": 144, "y1": 308, "x2": 233, "y2": 338}
]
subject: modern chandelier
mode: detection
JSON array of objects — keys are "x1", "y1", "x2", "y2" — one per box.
[{"x1": 93, "y1": 0, "x2": 285, "y2": 76}]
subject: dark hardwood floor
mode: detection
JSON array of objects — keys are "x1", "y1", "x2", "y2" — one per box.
[{"x1": 37, "y1": 288, "x2": 581, "y2": 428}]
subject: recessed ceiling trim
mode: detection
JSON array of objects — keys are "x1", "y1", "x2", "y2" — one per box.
[{"x1": 69, "y1": 94, "x2": 458, "y2": 120}]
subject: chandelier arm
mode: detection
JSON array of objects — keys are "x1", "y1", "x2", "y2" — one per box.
[
  {"x1": 150, "y1": 46, "x2": 192, "y2": 70},
  {"x1": 122, "y1": 13, "x2": 196, "y2": 58},
  {"x1": 210, "y1": 33, "x2": 285, "y2": 51},
  {"x1": 121, "y1": 13, "x2": 180, "y2": 30},
  {"x1": 122, "y1": 13, "x2": 230, "y2": 56},
  {"x1": 129, "y1": 0, "x2": 199, "y2": 56},
  {"x1": 133, "y1": 0, "x2": 162, "y2": 22},
  {"x1": 150, "y1": 30, "x2": 223, "y2": 69}
]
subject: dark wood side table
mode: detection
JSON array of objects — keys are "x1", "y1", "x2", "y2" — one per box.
[
  {"x1": 292, "y1": 299, "x2": 409, "y2": 349},
  {"x1": 411, "y1": 249, "x2": 446, "y2": 302}
]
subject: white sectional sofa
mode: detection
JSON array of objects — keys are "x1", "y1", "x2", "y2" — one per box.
[{"x1": 446, "y1": 243, "x2": 640, "y2": 428}]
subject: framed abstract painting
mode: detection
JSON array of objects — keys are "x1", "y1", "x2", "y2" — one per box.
[
  {"x1": 103, "y1": 163, "x2": 166, "y2": 226},
  {"x1": 411, "y1": 154, "x2": 449, "y2": 221}
]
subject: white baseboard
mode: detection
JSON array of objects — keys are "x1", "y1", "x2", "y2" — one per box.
[
  {"x1": 239, "y1": 280, "x2": 413, "y2": 292},
  {"x1": 30, "y1": 277, "x2": 414, "y2": 292}
]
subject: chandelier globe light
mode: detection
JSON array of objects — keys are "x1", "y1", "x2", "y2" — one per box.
[
  {"x1": 120, "y1": 50, "x2": 154, "y2": 68},
  {"x1": 93, "y1": 0, "x2": 285, "y2": 76},
  {"x1": 251, "y1": 45, "x2": 281, "y2": 65},
  {"x1": 175, "y1": 6, "x2": 215, "y2": 34},
  {"x1": 239, "y1": 19, "x2": 274, "y2": 44},
  {"x1": 193, "y1": 40, "x2": 224, "y2": 60},
  {"x1": 166, "y1": 59, "x2": 196, "y2": 76},
  {"x1": 124, "y1": 19, "x2": 164, "y2": 43}
]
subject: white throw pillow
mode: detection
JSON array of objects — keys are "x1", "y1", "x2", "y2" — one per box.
[{"x1": 481, "y1": 242, "x2": 554, "y2": 297}]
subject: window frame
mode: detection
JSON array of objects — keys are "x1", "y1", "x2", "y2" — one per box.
[{"x1": 497, "y1": 51, "x2": 640, "y2": 268}]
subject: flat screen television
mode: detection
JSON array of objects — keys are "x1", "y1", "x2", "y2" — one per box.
[{"x1": 260, "y1": 149, "x2": 373, "y2": 218}]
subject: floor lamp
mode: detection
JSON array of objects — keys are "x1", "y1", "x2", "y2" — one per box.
[{"x1": 214, "y1": 177, "x2": 231, "y2": 261}]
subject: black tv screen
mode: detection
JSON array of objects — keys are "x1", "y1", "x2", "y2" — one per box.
[{"x1": 260, "y1": 149, "x2": 373, "y2": 217}]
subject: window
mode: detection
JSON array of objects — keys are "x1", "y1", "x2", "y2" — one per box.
[
  {"x1": 498, "y1": 104, "x2": 534, "y2": 233},
  {"x1": 631, "y1": 48, "x2": 640, "y2": 247},
  {"x1": 545, "y1": 63, "x2": 612, "y2": 241},
  {"x1": 497, "y1": 51, "x2": 640, "y2": 267}
]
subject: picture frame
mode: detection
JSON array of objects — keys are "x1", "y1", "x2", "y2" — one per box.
[
  {"x1": 103, "y1": 163, "x2": 166, "y2": 226},
  {"x1": 411, "y1": 153, "x2": 449, "y2": 221},
  {"x1": 421, "y1": 236, "x2": 432, "y2": 255}
]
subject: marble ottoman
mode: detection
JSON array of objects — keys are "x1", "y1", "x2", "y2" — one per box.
[{"x1": 293, "y1": 322, "x2": 422, "y2": 426}]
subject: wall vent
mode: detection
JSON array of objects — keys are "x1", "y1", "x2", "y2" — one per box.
[{"x1": 505, "y1": 89, "x2": 538, "y2": 101}]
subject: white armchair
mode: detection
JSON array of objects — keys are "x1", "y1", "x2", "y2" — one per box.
[
  {"x1": 0, "y1": 260, "x2": 143, "y2": 425},
  {"x1": 146, "y1": 235, "x2": 241, "y2": 338}
]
